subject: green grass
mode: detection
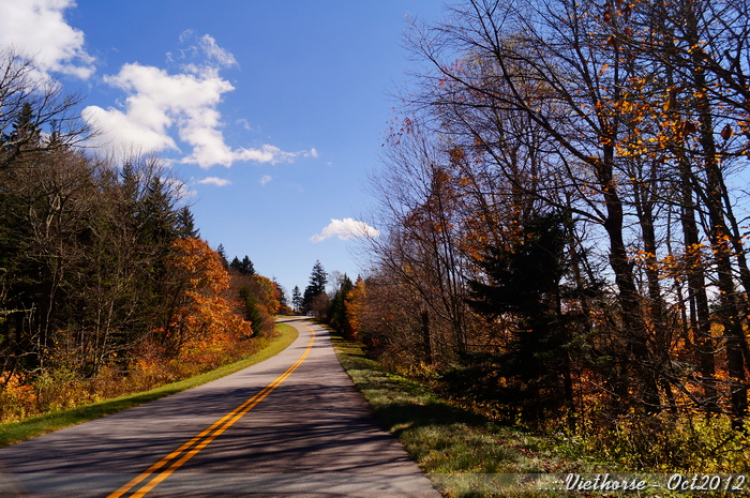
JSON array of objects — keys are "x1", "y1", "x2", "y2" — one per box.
[
  {"x1": 328, "y1": 330, "x2": 619, "y2": 497},
  {"x1": 0, "y1": 323, "x2": 298, "y2": 448},
  {"x1": 331, "y1": 330, "x2": 750, "y2": 497}
]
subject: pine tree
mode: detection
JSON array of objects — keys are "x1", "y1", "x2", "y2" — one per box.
[
  {"x1": 273, "y1": 278, "x2": 288, "y2": 308},
  {"x1": 230, "y1": 255, "x2": 255, "y2": 276},
  {"x1": 140, "y1": 177, "x2": 179, "y2": 246},
  {"x1": 292, "y1": 286, "x2": 302, "y2": 314},
  {"x1": 465, "y1": 212, "x2": 573, "y2": 422},
  {"x1": 176, "y1": 206, "x2": 198, "y2": 238},
  {"x1": 230, "y1": 256, "x2": 242, "y2": 272},
  {"x1": 240, "y1": 256, "x2": 255, "y2": 276},
  {"x1": 328, "y1": 274, "x2": 353, "y2": 332},
  {"x1": 302, "y1": 260, "x2": 327, "y2": 312},
  {"x1": 215, "y1": 244, "x2": 229, "y2": 269},
  {"x1": 239, "y1": 286, "x2": 264, "y2": 337}
]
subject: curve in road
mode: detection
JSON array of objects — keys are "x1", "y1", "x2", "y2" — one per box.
[{"x1": 0, "y1": 320, "x2": 441, "y2": 498}]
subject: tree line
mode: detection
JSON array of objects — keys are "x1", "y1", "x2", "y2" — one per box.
[
  {"x1": 329, "y1": 0, "x2": 750, "y2": 443},
  {"x1": 0, "y1": 49, "x2": 281, "y2": 418}
]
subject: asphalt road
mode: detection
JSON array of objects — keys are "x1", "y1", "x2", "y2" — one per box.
[{"x1": 0, "y1": 320, "x2": 441, "y2": 497}]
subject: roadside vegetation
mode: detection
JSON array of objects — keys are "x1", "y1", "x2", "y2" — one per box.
[
  {"x1": 331, "y1": 327, "x2": 750, "y2": 497},
  {"x1": 0, "y1": 48, "x2": 296, "y2": 427},
  {"x1": 293, "y1": 0, "x2": 750, "y2": 487},
  {"x1": 0, "y1": 323, "x2": 298, "y2": 447}
]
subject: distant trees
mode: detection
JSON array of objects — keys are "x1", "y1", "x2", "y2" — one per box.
[
  {"x1": 273, "y1": 278, "x2": 292, "y2": 315},
  {"x1": 230, "y1": 255, "x2": 255, "y2": 276},
  {"x1": 291, "y1": 286, "x2": 303, "y2": 314},
  {"x1": 303, "y1": 260, "x2": 328, "y2": 316},
  {"x1": 223, "y1": 253, "x2": 279, "y2": 337}
]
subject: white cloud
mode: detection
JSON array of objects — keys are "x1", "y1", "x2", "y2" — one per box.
[
  {"x1": 0, "y1": 0, "x2": 95, "y2": 79},
  {"x1": 310, "y1": 218, "x2": 380, "y2": 243},
  {"x1": 197, "y1": 34, "x2": 236, "y2": 68},
  {"x1": 83, "y1": 36, "x2": 317, "y2": 169},
  {"x1": 236, "y1": 118, "x2": 254, "y2": 131},
  {"x1": 259, "y1": 175, "x2": 272, "y2": 186},
  {"x1": 178, "y1": 29, "x2": 195, "y2": 44},
  {"x1": 198, "y1": 176, "x2": 231, "y2": 187}
]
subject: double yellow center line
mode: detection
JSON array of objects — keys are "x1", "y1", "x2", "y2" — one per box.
[{"x1": 108, "y1": 323, "x2": 316, "y2": 498}]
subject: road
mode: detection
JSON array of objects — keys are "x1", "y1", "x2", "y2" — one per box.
[{"x1": 0, "y1": 320, "x2": 441, "y2": 497}]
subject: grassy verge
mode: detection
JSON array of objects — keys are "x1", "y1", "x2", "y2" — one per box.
[
  {"x1": 331, "y1": 330, "x2": 700, "y2": 497},
  {"x1": 0, "y1": 323, "x2": 298, "y2": 448}
]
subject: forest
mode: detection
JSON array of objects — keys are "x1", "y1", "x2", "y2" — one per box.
[
  {"x1": 0, "y1": 49, "x2": 288, "y2": 422},
  {"x1": 317, "y1": 0, "x2": 750, "y2": 471}
]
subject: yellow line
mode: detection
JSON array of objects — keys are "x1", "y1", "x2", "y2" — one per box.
[{"x1": 107, "y1": 323, "x2": 316, "y2": 498}]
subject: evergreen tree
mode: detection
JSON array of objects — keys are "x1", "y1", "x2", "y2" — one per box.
[
  {"x1": 302, "y1": 260, "x2": 327, "y2": 312},
  {"x1": 328, "y1": 274, "x2": 353, "y2": 333},
  {"x1": 463, "y1": 212, "x2": 574, "y2": 422},
  {"x1": 230, "y1": 256, "x2": 242, "y2": 272},
  {"x1": 292, "y1": 286, "x2": 302, "y2": 314},
  {"x1": 230, "y1": 255, "x2": 255, "y2": 276},
  {"x1": 176, "y1": 206, "x2": 198, "y2": 238},
  {"x1": 216, "y1": 244, "x2": 229, "y2": 269},
  {"x1": 140, "y1": 177, "x2": 179, "y2": 247},
  {"x1": 5, "y1": 102, "x2": 39, "y2": 149},
  {"x1": 239, "y1": 286, "x2": 263, "y2": 337},
  {"x1": 273, "y1": 278, "x2": 288, "y2": 309},
  {"x1": 240, "y1": 256, "x2": 255, "y2": 276}
]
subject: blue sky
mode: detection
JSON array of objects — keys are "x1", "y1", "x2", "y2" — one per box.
[{"x1": 0, "y1": 0, "x2": 448, "y2": 296}]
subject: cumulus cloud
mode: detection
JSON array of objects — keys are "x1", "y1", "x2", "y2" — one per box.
[
  {"x1": 310, "y1": 218, "x2": 380, "y2": 243},
  {"x1": 259, "y1": 175, "x2": 272, "y2": 186},
  {"x1": 83, "y1": 35, "x2": 316, "y2": 168},
  {"x1": 198, "y1": 176, "x2": 231, "y2": 187},
  {"x1": 0, "y1": 0, "x2": 95, "y2": 79}
]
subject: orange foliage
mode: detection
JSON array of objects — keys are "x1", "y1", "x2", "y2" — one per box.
[
  {"x1": 250, "y1": 275, "x2": 280, "y2": 315},
  {"x1": 344, "y1": 279, "x2": 366, "y2": 339},
  {"x1": 164, "y1": 238, "x2": 252, "y2": 358}
]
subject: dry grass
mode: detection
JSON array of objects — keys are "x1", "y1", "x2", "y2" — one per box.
[{"x1": 0, "y1": 323, "x2": 298, "y2": 447}]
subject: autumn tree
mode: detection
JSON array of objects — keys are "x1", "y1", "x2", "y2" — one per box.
[
  {"x1": 273, "y1": 278, "x2": 291, "y2": 315},
  {"x1": 368, "y1": 124, "x2": 475, "y2": 359},
  {"x1": 403, "y1": 0, "x2": 679, "y2": 411},
  {"x1": 344, "y1": 277, "x2": 365, "y2": 339},
  {"x1": 608, "y1": 0, "x2": 750, "y2": 422},
  {"x1": 162, "y1": 237, "x2": 251, "y2": 356}
]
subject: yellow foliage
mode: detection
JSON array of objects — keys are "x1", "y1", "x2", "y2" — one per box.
[{"x1": 164, "y1": 237, "x2": 253, "y2": 356}]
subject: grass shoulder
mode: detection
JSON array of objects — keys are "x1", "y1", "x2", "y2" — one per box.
[
  {"x1": 331, "y1": 329, "x2": 750, "y2": 497},
  {"x1": 0, "y1": 323, "x2": 298, "y2": 448},
  {"x1": 328, "y1": 328, "x2": 630, "y2": 497}
]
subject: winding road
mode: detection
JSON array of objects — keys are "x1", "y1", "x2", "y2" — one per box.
[{"x1": 0, "y1": 320, "x2": 440, "y2": 497}]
